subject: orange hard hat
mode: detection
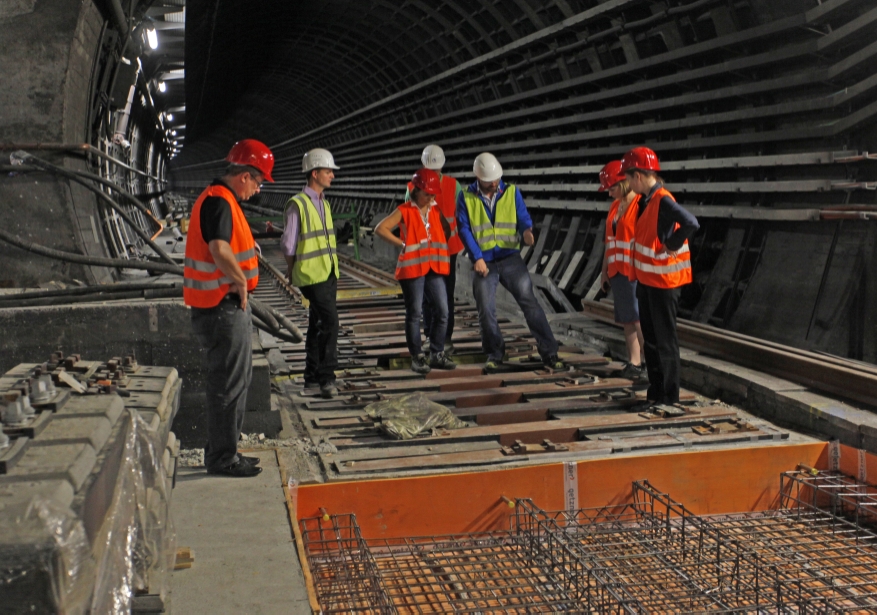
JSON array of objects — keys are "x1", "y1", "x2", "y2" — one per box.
[
  {"x1": 411, "y1": 168, "x2": 441, "y2": 195},
  {"x1": 620, "y1": 147, "x2": 660, "y2": 174},
  {"x1": 598, "y1": 161, "x2": 625, "y2": 191},
  {"x1": 226, "y1": 139, "x2": 275, "y2": 182}
]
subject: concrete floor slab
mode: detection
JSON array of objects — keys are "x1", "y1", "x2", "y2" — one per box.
[{"x1": 169, "y1": 451, "x2": 311, "y2": 614}]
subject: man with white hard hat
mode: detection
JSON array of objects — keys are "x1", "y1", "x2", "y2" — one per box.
[
  {"x1": 456, "y1": 152, "x2": 565, "y2": 373},
  {"x1": 280, "y1": 148, "x2": 341, "y2": 398},
  {"x1": 404, "y1": 145, "x2": 464, "y2": 353}
]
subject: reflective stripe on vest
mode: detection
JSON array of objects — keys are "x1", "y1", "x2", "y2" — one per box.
[
  {"x1": 287, "y1": 193, "x2": 339, "y2": 287},
  {"x1": 406, "y1": 175, "x2": 464, "y2": 255},
  {"x1": 463, "y1": 186, "x2": 519, "y2": 253},
  {"x1": 604, "y1": 195, "x2": 640, "y2": 279},
  {"x1": 395, "y1": 203, "x2": 450, "y2": 280},
  {"x1": 183, "y1": 184, "x2": 259, "y2": 308},
  {"x1": 631, "y1": 187, "x2": 693, "y2": 288}
]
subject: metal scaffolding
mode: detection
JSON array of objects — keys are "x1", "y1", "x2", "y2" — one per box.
[{"x1": 299, "y1": 470, "x2": 877, "y2": 613}]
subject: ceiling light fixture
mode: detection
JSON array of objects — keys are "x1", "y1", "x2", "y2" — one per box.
[{"x1": 146, "y1": 27, "x2": 158, "y2": 50}]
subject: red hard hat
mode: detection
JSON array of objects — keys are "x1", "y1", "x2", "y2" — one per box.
[
  {"x1": 598, "y1": 161, "x2": 625, "y2": 191},
  {"x1": 226, "y1": 139, "x2": 275, "y2": 182},
  {"x1": 411, "y1": 168, "x2": 440, "y2": 195},
  {"x1": 620, "y1": 147, "x2": 660, "y2": 174}
]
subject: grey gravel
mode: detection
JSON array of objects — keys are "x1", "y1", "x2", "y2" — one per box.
[{"x1": 178, "y1": 433, "x2": 336, "y2": 468}]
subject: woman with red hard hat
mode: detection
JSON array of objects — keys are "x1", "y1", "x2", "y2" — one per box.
[
  {"x1": 375, "y1": 168, "x2": 456, "y2": 374},
  {"x1": 597, "y1": 160, "x2": 646, "y2": 382},
  {"x1": 621, "y1": 147, "x2": 699, "y2": 405}
]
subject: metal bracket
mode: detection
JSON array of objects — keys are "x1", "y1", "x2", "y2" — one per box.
[
  {"x1": 691, "y1": 418, "x2": 757, "y2": 435},
  {"x1": 501, "y1": 439, "x2": 569, "y2": 456}
]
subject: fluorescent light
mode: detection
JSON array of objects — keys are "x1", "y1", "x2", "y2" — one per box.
[
  {"x1": 146, "y1": 27, "x2": 158, "y2": 50},
  {"x1": 158, "y1": 81, "x2": 166, "y2": 93},
  {"x1": 166, "y1": 113, "x2": 173, "y2": 121}
]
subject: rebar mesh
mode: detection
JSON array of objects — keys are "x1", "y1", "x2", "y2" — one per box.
[{"x1": 300, "y1": 470, "x2": 877, "y2": 613}]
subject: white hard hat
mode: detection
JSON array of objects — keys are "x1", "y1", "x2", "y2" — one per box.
[
  {"x1": 302, "y1": 148, "x2": 340, "y2": 173},
  {"x1": 473, "y1": 152, "x2": 502, "y2": 182},
  {"x1": 421, "y1": 144, "x2": 445, "y2": 171}
]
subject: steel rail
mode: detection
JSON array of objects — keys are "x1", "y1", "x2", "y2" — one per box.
[{"x1": 582, "y1": 299, "x2": 877, "y2": 408}]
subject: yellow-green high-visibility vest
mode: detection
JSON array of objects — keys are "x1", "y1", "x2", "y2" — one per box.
[
  {"x1": 286, "y1": 193, "x2": 339, "y2": 287},
  {"x1": 463, "y1": 185, "x2": 520, "y2": 253}
]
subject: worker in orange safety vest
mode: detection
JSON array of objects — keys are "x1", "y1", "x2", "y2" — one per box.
[
  {"x1": 404, "y1": 145, "x2": 465, "y2": 354},
  {"x1": 621, "y1": 147, "x2": 699, "y2": 405},
  {"x1": 377, "y1": 168, "x2": 456, "y2": 374},
  {"x1": 598, "y1": 160, "x2": 646, "y2": 383},
  {"x1": 184, "y1": 139, "x2": 273, "y2": 478}
]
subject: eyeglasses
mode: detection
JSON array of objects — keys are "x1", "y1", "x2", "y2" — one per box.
[{"x1": 249, "y1": 172, "x2": 263, "y2": 189}]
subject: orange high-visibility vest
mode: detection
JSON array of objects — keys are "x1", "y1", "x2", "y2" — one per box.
[
  {"x1": 604, "y1": 194, "x2": 640, "y2": 279},
  {"x1": 407, "y1": 175, "x2": 464, "y2": 255},
  {"x1": 631, "y1": 187, "x2": 692, "y2": 288},
  {"x1": 395, "y1": 202, "x2": 450, "y2": 280},
  {"x1": 183, "y1": 184, "x2": 259, "y2": 308}
]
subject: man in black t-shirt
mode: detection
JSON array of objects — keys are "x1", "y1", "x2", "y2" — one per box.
[{"x1": 184, "y1": 139, "x2": 275, "y2": 478}]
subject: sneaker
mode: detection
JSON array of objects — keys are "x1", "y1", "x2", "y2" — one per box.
[
  {"x1": 410, "y1": 354, "x2": 432, "y2": 374},
  {"x1": 620, "y1": 362, "x2": 649, "y2": 382},
  {"x1": 444, "y1": 341, "x2": 455, "y2": 356},
  {"x1": 207, "y1": 460, "x2": 262, "y2": 478},
  {"x1": 429, "y1": 352, "x2": 457, "y2": 370},
  {"x1": 543, "y1": 355, "x2": 566, "y2": 370},
  {"x1": 320, "y1": 382, "x2": 338, "y2": 399},
  {"x1": 485, "y1": 358, "x2": 504, "y2": 373},
  {"x1": 238, "y1": 454, "x2": 261, "y2": 466},
  {"x1": 618, "y1": 363, "x2": 644, "y2": 380}
]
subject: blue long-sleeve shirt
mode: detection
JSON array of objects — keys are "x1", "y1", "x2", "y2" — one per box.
[
  {"x1": 456, "y1": 180, "x2": 534, "y2": 263},
  {"x1": 638, "y1": 182, "x2": 699, "y2": 251}
]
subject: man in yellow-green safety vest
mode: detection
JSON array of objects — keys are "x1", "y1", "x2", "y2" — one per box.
[
  {"x1": 281, "y1": 148, "x2": 341, "y2": 399},
  {"x1": 456, "y1": 152, "x2": 565, "y2": 374}
]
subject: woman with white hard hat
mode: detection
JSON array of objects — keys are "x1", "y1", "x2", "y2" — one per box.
[
  {"x1": 377, "y1": 168, "x2": 456, "y2": 374},
  {"x1": 598, "y1": 160, "x2": 646, "y2": 381}
]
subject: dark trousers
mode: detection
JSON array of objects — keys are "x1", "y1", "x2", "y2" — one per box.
[
  {"x1": 423, "y1": 253, "x2": 457, "y2": 345},
  {"x1": 300, "y1": 272, "x2": 339, "y2": 385},
  {"x1": 401, "y1": 271, "x2": 448, "y2": 356},
  {"x1": 191, "y1": 296, "x2": 253, "y2": 470},
  {"x1": 472, "y1": 252, "x2": 558, "y2": 362},
  {"x1": 637, "y1": 283, "x2": 682, "y2": 403}
]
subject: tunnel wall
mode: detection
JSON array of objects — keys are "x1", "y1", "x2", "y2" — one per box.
[
  {"x1": 171, "y1": 0, "x2": 877, "y2": 362},
  {"x1": 0, "y1": 0, "x2": 116, "y2": 287}
]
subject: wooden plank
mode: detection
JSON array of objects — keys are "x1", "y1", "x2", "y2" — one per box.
[
  {"x1": 527, "y1": 213, "x2": 552, "y2": 272},
  {"x1": 558, "y1": 250, "x2": 585, "y2": 290}
]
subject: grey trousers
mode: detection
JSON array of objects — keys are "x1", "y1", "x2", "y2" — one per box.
[{"x1": 191, "y1": 296, "x2": 253, "y2": 470}]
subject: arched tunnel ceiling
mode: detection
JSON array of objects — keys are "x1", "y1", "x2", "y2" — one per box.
[{"x1": 175, "y1": 0, "x2": 585, "y2": 167}]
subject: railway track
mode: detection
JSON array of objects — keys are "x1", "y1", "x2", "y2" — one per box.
[{"x1": 254, "y1": 240, "x2": 790, "y2": 481}]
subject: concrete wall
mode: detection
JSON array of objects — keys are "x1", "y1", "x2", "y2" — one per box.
[
  {"x1": 0, "y1": 299, "x2": 274, "y2": 448},
  {"x1": 0, "y1": 0, "x2": 113, "y2": 286}
]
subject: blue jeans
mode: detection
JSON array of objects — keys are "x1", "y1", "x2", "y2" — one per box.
[
  {"x1": 423, "y1": 253, "x2": 457, "y2": 345},
  {"x1": 400, "y1": 271, "x2": 448, "y2": 356},
  {"x1": 472, "y1": 252, "x2": 558, "y2": 362}
]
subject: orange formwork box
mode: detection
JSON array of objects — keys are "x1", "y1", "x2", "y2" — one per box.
[{"x1": 297, "y1": 441, "x2": 831, "y2": 539}]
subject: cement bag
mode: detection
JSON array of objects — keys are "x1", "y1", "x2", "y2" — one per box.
[{"x1": 365, "y1": 391, "x2": 467, "y2": 439}]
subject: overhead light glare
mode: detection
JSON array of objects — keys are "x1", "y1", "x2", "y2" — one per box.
[
  {"x1": 146, "y1": 27, "x2": 158, "y2": 50},
  {"x1": 158, "y1": 81, "x2": 166, "y2": 93},
  {"x1": 166, "y1": 113, "x2": 173, "y2": 121}
]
